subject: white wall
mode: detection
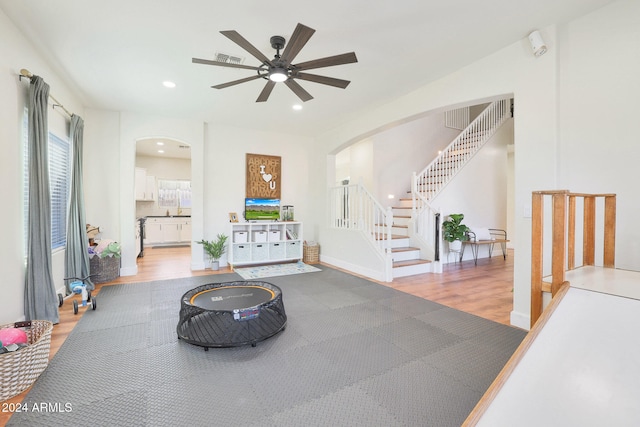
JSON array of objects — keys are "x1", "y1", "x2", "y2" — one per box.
[
  {"x1": 556, "y1": 0, "x2": 640, "y2": 270},
  {"x1": 83, "y1": 109, "x2": 121, "y2": 246},
  {"x1": 203, "y1": 123, "x2": 314, "y2": 233},
  {"x1": 0, "y1": 8, "x2": 84, "y2": 323}
]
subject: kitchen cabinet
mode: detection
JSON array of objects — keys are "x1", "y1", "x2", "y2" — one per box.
[
  {"x1": 135, "y1": 167, "x2": 156, "y2": 201},
  {"x1": 144, "y1": 220, "x2": 163, "y2": 244},
  {"x1": 144, "y1": 217, "x2": 191, "y2": 245}
]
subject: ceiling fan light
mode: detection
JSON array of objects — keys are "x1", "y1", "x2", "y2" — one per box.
[{"x1": 269, "y1": 67, "x2": 288, "y2": 82}]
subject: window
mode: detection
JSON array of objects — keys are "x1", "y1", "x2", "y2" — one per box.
[
  {"x1": 48, "y1": 133, "x2": 70, "y2": 249},
  {"x1": 157, "y1": 179, "x2": 191, "y2": 209},
  {"x1": 23, "y1": 112, "x2": 71, "y2": 251}
]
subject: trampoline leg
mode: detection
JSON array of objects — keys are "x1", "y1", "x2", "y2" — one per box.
[{"x1": 204, "y1": 347, "x2": 209, "y2": 352}]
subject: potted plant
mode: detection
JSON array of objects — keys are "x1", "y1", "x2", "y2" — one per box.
[
  {"x1": 196, "y1": 233, "x2": 228, "y2": 270},
  {"x1": 442, "y1": 213, "x2": 470, "y2": 253}
]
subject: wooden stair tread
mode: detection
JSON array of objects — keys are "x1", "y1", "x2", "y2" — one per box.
[
  {"x1": 391, "y1": 247, "x2": 420, "y2": 253},
  {"x1": 374, "y1": 233, "x2": 408, "y2": 240},
  {"x1": 393, "y1": 259, "x2": 432, "y2": 267}
]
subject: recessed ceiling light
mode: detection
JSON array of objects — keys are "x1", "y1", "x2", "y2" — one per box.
[
  {"x1": 157, "y1": 150, "x2": 165, "y2": 154},
  {"x1": 292, "y1": 104, "x2": 302, "y2": 111},
  {"x1": 156, "y1": 141, "x2": 164, "y2": 146},
  {"x1": 162, "y1": 81, "x2": 176, "y2": 88}
]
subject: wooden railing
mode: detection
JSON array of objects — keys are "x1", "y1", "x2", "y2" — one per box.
[{"x1": 530, "y1": 190, "x2": 616, "y2": 326}]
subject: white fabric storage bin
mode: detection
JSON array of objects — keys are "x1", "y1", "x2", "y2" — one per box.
[
  {"x1": 269, "y1": 242, "x2": 285, "y2": 259},
  {"x1": 286, "y1": 241, "x2": 302, "y2": 258},
  {"x1": 268, "y1": 230, "x2": 281, "y2": 241},
  {"x1": 252, "y1": 231, "x2": 267, "y2": 243},
  {"x1": 233, "y1": 244, "x2": 250, "y2": 262},
  {"x1": 252, "y1": 243, "x2": 268, "y2": 261},
  {"x1": 234, "y1": 231, "x2": 248, "y2": 243}
]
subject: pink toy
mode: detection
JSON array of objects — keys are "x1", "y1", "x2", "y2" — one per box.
[{"x1": 0, "y1": 327, "x2": 28, "y2": 346}]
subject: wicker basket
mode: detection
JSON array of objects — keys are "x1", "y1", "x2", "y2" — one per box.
[
  {"x1": 90, "y1": 254, "x2": 120, "y2": 283},
  {"x1": 303, "y1": 243, "x2": 320, "y2": 264},
  {"x1": 0, "y1": 320, "x2": 53, "y2": 401}
]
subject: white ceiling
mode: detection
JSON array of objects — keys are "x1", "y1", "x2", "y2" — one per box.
[
  {"x1": 136, "y1": 137, "x2": 191, "y2": 160},
  {"x1": 1, "y1": 0, "x2": 616, "y2": 137}
]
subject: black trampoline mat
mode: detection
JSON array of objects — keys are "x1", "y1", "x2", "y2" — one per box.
[{"x1": 190, "y1": 285, "x2": 275, "y2": 311}]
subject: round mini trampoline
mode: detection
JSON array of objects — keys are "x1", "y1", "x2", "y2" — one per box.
[{"x1": 176, "y1": 281, "x2": 286, "y2": 349}]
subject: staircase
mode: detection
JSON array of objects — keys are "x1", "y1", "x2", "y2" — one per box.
[
  {"x1": 413, "y1": 99, "x2": 512, "y2": 203},
  {"x1": 329, "y1": 98, "x2": 512, "y2": 281},
  {"x1": 379, "y1": 198, "x2": 432, "y2": 278},
  {"x1": 388, "y1": 98, "x2": 512, "y2": 277}
]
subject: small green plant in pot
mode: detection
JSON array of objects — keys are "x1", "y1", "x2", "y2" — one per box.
[
  {"x1": 442, "y1": 214, "x2": 470, "y2": 252},
  {"x1": 196, "y1": 233, "x2": 228, "y2": 270}
]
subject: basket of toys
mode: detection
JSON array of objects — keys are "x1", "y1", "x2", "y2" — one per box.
[
  {"x1": 0, "y1": 320, "x2": 53, "y2": 401},
  {"x1": 89, "y1": 240, "x2": 121, "y2": 283}
]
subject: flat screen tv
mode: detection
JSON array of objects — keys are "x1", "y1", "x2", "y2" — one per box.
[{"x1": 245, "y1": 198, "x2": 280, "y2": 221}]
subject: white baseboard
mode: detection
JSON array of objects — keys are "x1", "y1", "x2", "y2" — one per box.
[
  {"x1": 510, "y1": 310, "x2": 530, "y2": 330},
  {"x1": 119, "y1": 265, "x2": 138, "y2": 277},
  {"x1": 191, "y1": 261, "x2": 206, "y2": 270},
  {"x1": 320, "y1": 255, "x2": 387, "y2": 282}
]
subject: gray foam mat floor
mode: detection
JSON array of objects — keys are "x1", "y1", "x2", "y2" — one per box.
[{"x1": 8, "y1": 266, "x2": 526, "y2": 426}]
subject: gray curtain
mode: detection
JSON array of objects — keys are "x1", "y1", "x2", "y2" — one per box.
[
  {"x1": 65, "y1": 115, "x2": 94, "y2": 292},
  {"x1": 24, "y1": 75, "x2": 59, "y2": 323}
]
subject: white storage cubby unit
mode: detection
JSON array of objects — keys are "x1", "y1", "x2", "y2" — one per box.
[{"x1": 229, "y1": 222, "x2": 302, "y2": 267}]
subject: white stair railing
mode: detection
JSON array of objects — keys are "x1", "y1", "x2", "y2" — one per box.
[
  {"x1": 414, "y1": 98, "x2": 511, "y2": 203},
  {"x1": 444, "y1": 106, "x2": 470, "y2": 130},
  {"x1": 410, "y1": 98, "x2": 511, "y2": 264},
  {"x1": 329, "y1": 183, "x2": 393, "y2": 277}
]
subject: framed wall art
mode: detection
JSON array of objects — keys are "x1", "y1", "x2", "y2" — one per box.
[{"x1": 246, "y1": 153, "x2": 281, "y2": 199}]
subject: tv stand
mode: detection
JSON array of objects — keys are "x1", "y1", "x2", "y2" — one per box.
[{"x1": 228, "y1": 222, "x2": 302, "y2": 268}]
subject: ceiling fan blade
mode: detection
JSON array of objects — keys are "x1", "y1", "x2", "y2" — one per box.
[
  {"x1": 220, "y1": 30, "x2": 273, "y2": 66},
  {"x1": 280, "y1": 23, "x2": 315, "y2": 64},
  {"x1": 192, "y1": 57, "x2": 262, "y2": 71},
  {"x1": 293, "y1": 52, "x2": 358, "y2": 71},
  {"x1": 212, "y1": 74, "x2": 264, "y2": 89},
  {"x1": 294, "y1": 72, "x2": 351, "y2": 89},
  {"x1": 284, "y1": 79, "x2": 313, "y2": 102},
  {"x1": 256, "y1": 81, "x2": 277, "y2": 103}
]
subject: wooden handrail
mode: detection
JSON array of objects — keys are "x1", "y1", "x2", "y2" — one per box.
[{"x1": 530, "y1": 190, "x2": 616, "y2": 327}]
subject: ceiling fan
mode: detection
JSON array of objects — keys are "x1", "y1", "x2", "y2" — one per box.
[{"x1": 192, "y1": 23, "x2": 358, "y2": 103}]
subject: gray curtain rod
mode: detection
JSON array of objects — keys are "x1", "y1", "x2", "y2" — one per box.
[{"x1": 19, "y1": 68, "x2": 73, "y2": 118}]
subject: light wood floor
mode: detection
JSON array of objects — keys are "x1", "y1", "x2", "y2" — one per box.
[{"x1": 1, "y1": 246, "x2": 515, "y2": 423}]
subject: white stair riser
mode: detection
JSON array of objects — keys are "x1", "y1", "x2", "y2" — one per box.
[
  {"x1": 390, "y1": 227, "x2": 408, "y2": 237},
  {"x1": 393, "y1": 262, "x2": 432, "y2": 278},
  {"x1": 392, "y1": 250, "x2": 421, "y2": 262},
  {"x1": 393, "y1": 216, "x2": 411, "y2": 227},
  {"x1": 381, "y1": 238, "x2": 410, "y2": 249}
]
